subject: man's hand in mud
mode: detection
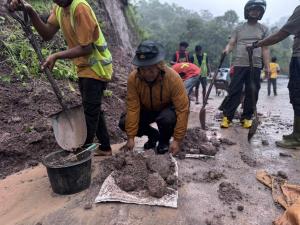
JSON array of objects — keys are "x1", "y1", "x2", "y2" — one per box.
[
  {"x1": 125, "y1": 138, "x2": 135, "y2": 151},
  {"x1": 8, "y1": 0, "x2": 32, "y2": 12},
  {"x1": 42, "y1": 54, "x2": 57, "y2": 71},
  {"x1": 169, "y1": 140, "x2": 180, "y2": 156}
]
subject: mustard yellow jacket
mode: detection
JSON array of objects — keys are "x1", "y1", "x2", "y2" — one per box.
[{"x1": 125, "y1": 66, "x2": 189, "y2": 141}]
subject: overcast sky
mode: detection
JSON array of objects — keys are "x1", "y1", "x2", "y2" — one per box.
[{"x1": 159, "y1": 0, "x2": 299, "y2": 25}]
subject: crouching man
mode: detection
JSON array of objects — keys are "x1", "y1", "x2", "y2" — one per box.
[
  {"x1": 119, "y1": 40, "x2": 189, "y2": 155},
  {"x1": 172, "y1": 62, "x2": 201, "y2": 96}
]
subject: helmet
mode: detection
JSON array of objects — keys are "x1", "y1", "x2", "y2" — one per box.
[{"x1": 244, "y1": 0, "x2": 266, "y2": 20}]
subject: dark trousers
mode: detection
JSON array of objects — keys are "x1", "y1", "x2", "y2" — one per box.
[
  {"x1": 268, "y1": 78, "x2": 277, "y2": 95},
  {"x1": 79, "y1": 78, "x2": 111, "y2": 149},
  {"x1": 119, "y1": 107, "x2": 177, "y2": 144},
  {"x1": 289, "y1": 57, "x2": 300, "y2": 116},
  {"x1": 222, "y1": 66, "x2": 261, "y2": 121}
]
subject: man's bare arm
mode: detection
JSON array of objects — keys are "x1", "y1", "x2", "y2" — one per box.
[
  {"x1": 257, "y1": 30, "x2": 290, "y2": 47},
  {"x1": 9, "y1": 0, "x2": 58, "y2": 41}
]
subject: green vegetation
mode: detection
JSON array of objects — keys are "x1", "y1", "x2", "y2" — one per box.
[
  {"x1": 133, "y1": 0, "x2": 293, "y2": 73},
  {"x1": 125, "y1": 4, "x2": 149, "y2": 41},
  {"x1": 0, "y1": 0, "x2": 77, "y2": 83}
]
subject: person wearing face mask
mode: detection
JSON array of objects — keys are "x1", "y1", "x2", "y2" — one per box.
[
  {"x1": 118, "y1": 41, "x2": 189, "y2": 155},
  {"x1": 220, "y1": 0, "x2": 270, "y2": 129},
  {"x1": 9, "y1": 0, "x2": 113, "y2": 156}
]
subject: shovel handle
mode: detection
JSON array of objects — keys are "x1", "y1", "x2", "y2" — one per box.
[
  {"x1": 246, "y1": 47, "x2": 257, "y2": 114},
  {"x1": 74, "y1": 143, "x2": 99, "y2": 157},
  {"x1": 7, "y1": 3, "x2": 68, "y2": 111},
  {"x1": 202, "y1": 52, "x2": 226, "y2": 107}
]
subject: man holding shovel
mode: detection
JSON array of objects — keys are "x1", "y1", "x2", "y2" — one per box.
[
  {"x1": 9, "y1": 0, "x2": 113, "y2": 156},
  {"x1": 220, "y1": 0, "x2": 270, "y2": 129},
  {"x1": 250, "y1": 5, "x2": 300, "y2": 149},
  {"x1": 119, "y1": 40, "x2": 189, "y2": 155}
]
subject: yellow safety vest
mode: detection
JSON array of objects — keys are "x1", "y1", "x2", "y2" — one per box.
[
  {"x1": 55, "y1": 0, "x2": 113, "y2": 80},
  {"x1": 193, "y1": 53, "x2": 207, "y2": 77}
]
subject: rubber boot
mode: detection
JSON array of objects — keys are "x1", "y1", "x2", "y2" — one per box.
[
  {"x1": 276, "y1": 116, "x2": 300, "y2": 149},
  {"x1": 283, "y1": 116, "x2": 298, "y2": 140},
  {"x1": 220, "y1": 116, "x2": 231, "y2": 128}
]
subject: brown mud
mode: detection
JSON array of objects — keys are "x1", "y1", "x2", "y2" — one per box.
[
  {"x1": 218, "y1": 182, "x2": 243, "y2": 205},
  {"x1": 112, "y1": 150, "x2": 176, "y2": 197},
  {"x1": 0, "y1": 47, "x2": 130, "y2": 179},
  {"x1": 180, "y1": 127, "x2": 236, "y2": 157},
  {"x1": 44, "y1": 150, "x2": 91, "y2": 167}
]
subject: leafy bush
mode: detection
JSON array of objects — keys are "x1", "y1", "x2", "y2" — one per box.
[
  {"x1": 0, "y1": 26, "x2": 77, "y2": 82},
  {"x1": 0, "y1": 0, "x2": 77, "y2": 83}
]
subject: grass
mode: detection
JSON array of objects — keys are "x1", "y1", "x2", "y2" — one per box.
[{"x1": 0, "y1": 1, "x2": 77, "y2": 82}]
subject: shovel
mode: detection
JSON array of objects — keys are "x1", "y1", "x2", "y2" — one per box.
[
  {"x1": 247, "y1": 47, "x2": 259, "y2": 142},
  {"x1": 6, "y1": 2, "x2": 87, "y2": 150},
  {"x1": 199, "y1": 52, "x2": 226, "y2": 129}
]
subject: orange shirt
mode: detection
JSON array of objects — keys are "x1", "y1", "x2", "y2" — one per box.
[
  {"x1": 48, "y1": 4, "x2": 102, "y2": 80},
  {"x1": 172, "y1": 63, "x2": 201, "y2": 81}
]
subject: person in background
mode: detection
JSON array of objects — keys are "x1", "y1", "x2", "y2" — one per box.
[
  {"x1": 220, "y1": 0, "x2": 270, "y2": 129},
  {"x1": 119, "y1": 40, "x2": 189, "y2": 155},
  {"x1": 172, "y1": 62, "x2": 201, "y2": 96},
  {"x1": 268, "y1": 56, "x2": 280, "y2": 96},
  {"x1": 9, "y1": 0, "x2": 113, "y2": 156},
  {"x1": 170, "y1": 41, "x2": 190, "y2": 65},
  {"x1": 190, "y1": 45, "x2": 210, "y2": 104},
  {"x1": 250, "y1": 4, "x2": 300, "y2": 149}
]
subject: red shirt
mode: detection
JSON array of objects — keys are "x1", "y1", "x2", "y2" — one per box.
[{"x1": 172, "y1": 63, "x2": 201, "y2": 81}]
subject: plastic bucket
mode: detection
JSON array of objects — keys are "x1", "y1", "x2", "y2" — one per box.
[{"x1": 42, "y1": 150, "x2": 92, "y2": 195}]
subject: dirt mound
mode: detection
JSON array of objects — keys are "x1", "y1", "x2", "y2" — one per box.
[
  {"x1": 181, "y1": 127, "x2": 218, "y2": 156},
  {"x1": 218, "y1": 182, "x2": 243, "y2": 205},
  {"x1": 0, "y1": 47, "x2": 131, "y2": 179},
  {"x1": 202, "y1": 170, "x2": 225, "y2": 183},
  {"x1": 114, "y1": 152, "x2": 149, "y2": 190},
  {"x1": 147, "y1": 173, "x2": 167, "y2": 198},
  {"x1": 240, "y1": 152, "x2": 257, "y2": 167},
  {"x1": 112, "y1": 150, "x2": 176, "y2": 198}
]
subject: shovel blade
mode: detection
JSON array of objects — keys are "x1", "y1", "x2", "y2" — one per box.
[
  {"x1": 199, "y1": 107, "x2": 206, "y2": 129},
  {"x1": 248, "y1": 117, "x2": 259, "y2": 142},
  {"x1": 50, "y1": 105, "x2": 87, "y2": 150}
]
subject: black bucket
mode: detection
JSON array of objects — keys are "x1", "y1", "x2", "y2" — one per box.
[{"x1": 42, "y1": 150, "x2": 92, "y2": 195}]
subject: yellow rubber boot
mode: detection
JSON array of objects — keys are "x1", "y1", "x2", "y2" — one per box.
[
  {"x1": 242, "y1": 119, "x2": 252, "y2": 129},
  {"x1": 220, "y1": 117, "x2": 231, "y2": 128}
]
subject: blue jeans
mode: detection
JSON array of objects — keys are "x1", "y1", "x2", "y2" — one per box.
[{"x1": 184, "y1": 76, "x2": 199, "y2": 96}]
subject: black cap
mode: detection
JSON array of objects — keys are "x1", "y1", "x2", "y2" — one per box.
[{"x1": 132, "y1": 40, "x2": 165, "y2": 67}]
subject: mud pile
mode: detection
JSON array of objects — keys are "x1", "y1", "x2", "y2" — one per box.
[
  {"x1": 112, "y1": 150, "x2": 177, "y2": 198},
  {"x1": 0, "y1": 49, "x2": 130, "y2": 179},
  {"x1": 181, "y1": 127, "x2": 217, "y2": 156},
  {"x1": 180, "y1": 127, "x2": 236, "y2": 158},
  {"x1": 218, "y1": 182, "x2": 243, "y2": 205}
]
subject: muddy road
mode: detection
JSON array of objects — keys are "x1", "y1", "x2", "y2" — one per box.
[{"x1": 1, "y1": 78, "x2": 299, "y2": 225}]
